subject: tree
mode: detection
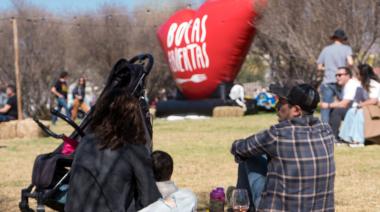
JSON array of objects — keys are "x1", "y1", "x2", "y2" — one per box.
[
  {"x1": 1, "y1": 0, "x2": 379, "y2": 117},
  {"x1": 253, "y1": 0, "x2": 380, "y2": 86},
  {"x1": 0, "y1": 4, "x2": 67, "y2": 117},
  {"x1": 237, "y1": 53, "x2": 268, "y2": 83}
]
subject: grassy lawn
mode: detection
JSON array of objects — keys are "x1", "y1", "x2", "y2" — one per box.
[{"x1": 1, "y1": 113, "x2": 380, "y2": 211}]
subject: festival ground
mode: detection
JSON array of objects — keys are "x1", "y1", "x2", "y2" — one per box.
[{"x1": 1, "y1": 113, "x2": 380, "y2": 211}]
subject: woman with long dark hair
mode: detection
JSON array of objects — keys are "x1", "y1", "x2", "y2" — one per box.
[
  {"x1": 357, "y1": 64, "x2": 380, "y2": 106},
  {"x1": 65, "y1": 87, "x2": 161, "y2": 211},
  {"x1": 339, "y1": 64, "x2": 380, "y2": 147},
  {"x1": 71, "y1": 76, "x2": 90, "y2": 121}
]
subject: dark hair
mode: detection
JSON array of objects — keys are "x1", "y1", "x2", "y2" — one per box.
[
  {"x1": 90, "y1": 90, "x2": 146, "y2": 150},
  {"x1": 330, "y1": 29, "x2": 348, "y2": 42},
  {"x1": 358, "y1": 64, "x2": 380, "y2": 92},
  {"x1": 151, "y1": 150, "x2": 173, "y2": 181},
  {"x1": 78, "y1": 77, "x2": 86, "y2": 88},
  {"x1": 60, "y1": 71, "x2": 68, "y2": 78},
  {"x1": 338, "y1": 66, "x2": 352, "y2": 77},
  {"x1": 7, "y1": 84, "x2": 16, "y2": 93}
]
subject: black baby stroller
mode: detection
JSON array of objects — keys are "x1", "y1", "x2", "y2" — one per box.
[{"x1": 19, "y1": 54, "x2": 155, "y2": 212}]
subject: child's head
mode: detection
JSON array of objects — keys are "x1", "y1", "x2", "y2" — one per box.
[{"x1": 152, "y1": 150, "x2": 173, "y2": 182}]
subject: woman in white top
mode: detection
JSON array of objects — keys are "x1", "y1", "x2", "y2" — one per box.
[{"x1": 339, "y1": 64, "x2": 380, "y2": 147}]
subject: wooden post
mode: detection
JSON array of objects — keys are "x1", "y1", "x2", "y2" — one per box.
[{"x1": 12, "y1": 18, "x2": 23, "y2": 120}]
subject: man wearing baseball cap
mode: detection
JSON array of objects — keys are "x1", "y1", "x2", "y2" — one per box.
[
  {"x1": 231, "y1": 83, "x2": 336, "y2": 211},
  {"x1": 317, "y1": 29, "x2": 353, "y2": 124}
]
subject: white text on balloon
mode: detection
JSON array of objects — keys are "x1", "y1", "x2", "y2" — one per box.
[{"x1": 166, "y1": 15, "x2": 209, "y2": 73}]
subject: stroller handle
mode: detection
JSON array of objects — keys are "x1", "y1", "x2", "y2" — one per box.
[
  {"x1": 69, "y1": 54, "x2": 154, "y2": 140},
  {"x1": 129, "y1": 54, "x2": 154, "y2": 75},
  {"x1": 33, "y1": 117, "x2": 64, "y2": 139},
  {"x1": 51, "y1": 109, "x2": 85, "y2": 137},
  {"x1": 129, "y1": 54, "x2": 154, "y2": 96}
]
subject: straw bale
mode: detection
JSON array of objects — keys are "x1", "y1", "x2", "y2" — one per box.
[
  {"x1": 212, "y1": 106, "x2": 245, "y2": 117},
  {"x1": 0, "y1": 120, "x2": 17, "y2": 140},
  {"x1": 16, "y1": 118, "x2": 48, "y2": 138}
]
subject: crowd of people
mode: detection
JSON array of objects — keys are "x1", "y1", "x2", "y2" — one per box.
[
  {"x1": 0, "y1": 71, "x2": 92, "y2": 124},
  {"x1": 1, "y1": 28, "x2": 380, "y2": 212},
  {"x1": 63, "y1": 82, "x2": 338, "y2": 211},
  {"x1": 318, "y1": 29, "x2": 380, "y2": 147},
  {"x1": 229, "y1": 29, "x2": 380, "y2": 211}
]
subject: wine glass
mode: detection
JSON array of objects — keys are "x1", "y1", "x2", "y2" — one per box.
[{"x1": 231, "y1": 189, "x2": 250, "y2": 212}]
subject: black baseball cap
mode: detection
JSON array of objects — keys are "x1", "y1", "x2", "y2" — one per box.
[
  {"x1": 330, "y1": 29, "x2": 348, "y2": 41},
  {"x1": 269, "y1": 83, "x2": 320, "y2": 114}
]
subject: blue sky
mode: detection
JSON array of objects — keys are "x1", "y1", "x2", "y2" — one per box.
[
  {"x1": 0, "y1": 0, "x2": 204, "y2": 14},
  {"x1": 0, "y1": 0, "x2": 135, "y2": 13}
]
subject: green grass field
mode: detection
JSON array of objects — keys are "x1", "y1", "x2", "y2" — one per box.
[{"x1": 1, "y1": 113, "x2": 380, "y2": 211}]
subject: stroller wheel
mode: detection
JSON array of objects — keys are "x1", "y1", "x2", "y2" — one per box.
[{"x1": 19, "y1": 202, "x2": 34, "y2": 212}]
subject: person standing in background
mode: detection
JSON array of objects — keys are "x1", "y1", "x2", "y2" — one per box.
[
  {"x1": 317, "y1": 29, "x2": 353, "y2": 123},
  {"x1": 51, "y1": 71, "x2": 70, "y2": 124},
  {"x1": 71, "y1": 76, "x2": 90, "y2": 121}
]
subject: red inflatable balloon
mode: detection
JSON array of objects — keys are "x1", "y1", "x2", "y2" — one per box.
[{"x1": 157, "y1": 0, "x2": 265, "y2": 99}]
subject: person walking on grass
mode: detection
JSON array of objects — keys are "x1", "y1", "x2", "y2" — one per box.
[
  {"x1": 51, "y1": 71, "x2": 70, "y2": 124},
  {"x1": 231, "y1": 84, "x2": 336, "y2": 211},
  {"x1": 71, "y1": 76, "x2": 90, "y2": 121}
]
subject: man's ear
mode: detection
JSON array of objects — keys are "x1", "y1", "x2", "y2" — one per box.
[{"x1": 292, "y1": 105, "x2": 303, "y2": 117}]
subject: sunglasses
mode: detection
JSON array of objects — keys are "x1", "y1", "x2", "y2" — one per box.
[
  {"x1": 335, "y1": 73, "x2": 348, "y2": 77},
  {"x1": 275, "y1": 98, "x2": 289, "y2": 111}
]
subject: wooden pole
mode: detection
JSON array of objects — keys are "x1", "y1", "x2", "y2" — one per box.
[{"x1": 12, "y1": 18, "x2": 23, "y2": 120}]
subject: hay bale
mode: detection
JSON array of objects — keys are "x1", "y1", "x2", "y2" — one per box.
[
  {"x1": 16, "y1": 118, "x2": 48, "y2": 138},
  {"x1": 0, "y1": 120, "x2": 17, "y2": 140},
  {"x1": 212, "y1": 106, "x2": 245, "y2": 117}
]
